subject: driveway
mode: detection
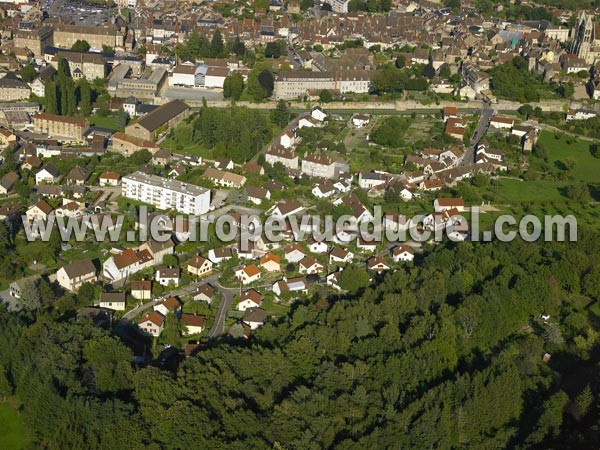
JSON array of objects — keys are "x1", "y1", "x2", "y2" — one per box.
[{"x1": 0, "y1": 289, "x2": 20, "y2": 312}]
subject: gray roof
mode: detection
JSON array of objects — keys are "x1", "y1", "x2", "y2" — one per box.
[
  {"x1": 123, "y1": 171, "x2": 208, "y2": 197},
  {"x1": 135, "y1": 99, "x2": 189, "y2": 132},
  {"x1": 243, "y1": 307, "x2": 267, "y2": 323},
  {"x1": 61, "y1": 259, "x2": 96, "y2": 279}
]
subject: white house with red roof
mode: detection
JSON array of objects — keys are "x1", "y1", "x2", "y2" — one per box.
[{"x1": 235, "y1": 264, "x2": 261, "y2": 285}]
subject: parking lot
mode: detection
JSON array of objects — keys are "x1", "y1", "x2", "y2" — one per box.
[
  {"x1": 162, "y1": 87, "x2": 224, "y2": 103},
  {"x1": 44, "y1": 0, "x2": 112, "y2": 26}
]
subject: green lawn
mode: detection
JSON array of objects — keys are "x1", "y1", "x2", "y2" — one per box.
[
  {"x1": 261, "y1": 296, "x2": 290, "y2": 316},
  {"x1": 89, "y1": 114, "x2": 122, "y2": 131},
  {"x1": 487, "y1": 178, "x2": 568, "y2": 203},
  {"x1": 0, "y1": 401, "x2": 32, "y2": 449},
  {"x1": 160, "y1": 138, "x2": 214, "y2": 159},
  {"x1": 538, "y1": 131, "x2": 600, "y2": 183}
]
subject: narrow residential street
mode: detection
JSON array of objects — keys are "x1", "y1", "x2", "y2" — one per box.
[
  {"x1": 461, "y1": 102, "x2": 494, "y2": 165},
  {"x1": 207, "y1": 281, "x2": 237, "y2": 338},
  {"x1": 116, "y1": 272, "x2": 240, "y2": 339}
]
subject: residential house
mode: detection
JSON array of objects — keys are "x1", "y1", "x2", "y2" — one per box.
[
  {"x1": 204, "y1": 167, "x2": 247, "y2": 188},
  {"x1": 284, "y1": 243, "x2": 306, "y2": 263},
  {"x1": 235, "y1": 264, "x2": 261, "y2": 285},
  {"x1": 273, "y1": 276, "x2": 308, "y2": 296},
  {"x1": 21, "y1": 156, "x2": 42, "y2": 171},
  {"x1": 99, "y1": 172, "x2": 121, "y2": 186},
  {"x1": 443, "y1": 106, "x2": 459, "y2": 122},
  {"x1": 9, "y1": 275, "x2": 41, "y2": 299},
  {"x1": 0, "y1": 128, "x2": 17, "y2": 149},
  {"x1": 26, "y1": 200, "x2": 54, "y2": 222},
  {"x1": 153, "y1": 296, "x2": 181, "y2": 316},
  {"x1": 392, "y1": 245, "x2": 415, "y2": 262},
  {"x1": 298, "y1": 117, "x2": 320, "y2": 129},
  {"x1": 0, "y1": 171, "x2": 18, "y2": 195},
  {"x1": 65, "y1": 166, "x2": 90, "y2": 186},
  {"x1": 434, "y1": 197, "x2": 465, "y2": 212},
  {"x1": 35, "y1": 164, "x2": 60, "y2": 184},
  {"x1": 329, "y1": 247, "x2": 353, "y2": 264},
  {"x1": 490, "y1": 116, "x2": 514, "y2": 129},
  {"x1": 237, "y1": 289, "x2": 263, "y2": 311},
  {"x1": 54, "y1": 199, "x2": 85, "y2": 219},
  {"x1": 384, "y1": 212, "x2": 410, "y2": 233},
  {"x1": 299, "y1": 256, "x2": 324, "y2": 274},
  {"x1": 246, "y1": 186, "x2": 271, "y2": 205},
  {"x1": 208, "y1": 247, "x2": 233, "y2": 264},
  {"x1": 187, "y1": 255, "x2": 213, "y2": 277},
  {"x1": 97, "y1": 292, "x2": 126, "y2": 311},
  {"x1": 312, "y1": 181, "x2": 336, "y2": 198},
  {"x1": 269, "y1": 199, "x2": 303, "y2": 218},
  {"x1": 155, "y1": 266, "x2": 180, "y2": 286},
  {"x1": 307, "y1": 238, "x2": 328, "y2": 254},
  {"x1": 56, "y1": 259, "x2": 97, "y2": 292},
  {"x1": 260, "y1": 252, "x2": 281, "y2": 272},
  {"x1": 357, "y1": 237, "x2": 377, "y2": 252},
  {"x1": 311, "y1": 106, "x2": 327, "y2": 122},
  {"x1": 138, "y1": 311, "x2": 165, "y2": 337},
  {"x1": 326, "y1": 270, "x2": 343, "y2": 290},
  {"x1": 358, "y1": 172, "x2": 386, "y2": 189},
  {"x1": 131, "y1": 280, "x2": 152, "y2": 300},
  {"x1": 352, "y1": 113, "x2": 370, "y2": 128},
  {"x1": 280, "y1": 130, "x2": 296, "y2": 148},
  {"x1": 243, "y1": 307, "x2": 267, "y2": 330},
  {"x1": 181, "y1": 314, "x2": 206, "y2": 335},
  {"x1": 214, "y1": 158, "x2": 234, "y2": 170},
  {"x1": 194, "y1": 284, "x2": 214, "y2": 304},
  {"x1": 102, "y1": 248, "x2": 154, "y2": 283},
  {"x1": 367, "y1": 256, "x2": 390, "y2": 272},
  {"x1": 445, "y1": 117, "x2": 467, "y2": 140}
]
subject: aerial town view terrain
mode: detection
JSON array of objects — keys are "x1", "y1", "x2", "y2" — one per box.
[{"x1": 0, "y1": 0, "x2": 600, "y2": 448}]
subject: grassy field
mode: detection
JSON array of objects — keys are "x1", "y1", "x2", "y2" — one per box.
[
  {"x1": 89, "y1": 114, "x2": 122, "y2": 131},
  {"x1": 0, "y1": 400, "x2": 32, "y2": 449},
  {"x1": 160, "y1": 138, "x2": 213, "y2": 159},
  {"x1": 538, "y1": 131, "x2": 600, "y2": 183},
  {"x1": 487, "y1": 178, "x2": 568, "y2": 203}
]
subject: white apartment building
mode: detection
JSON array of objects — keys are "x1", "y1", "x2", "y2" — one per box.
[
  {"x1": 301, "y1": 154, "x2": 336, "y2": 179},
  {"x1": 122, "y1": 171, "x2": 211, "y2": 215},
  {"x1": 265, "y1": 146, "x2": 299, "y2": 170},
  {"x1": 328, "y1": 0, "x2": 351, "y2": 13}
]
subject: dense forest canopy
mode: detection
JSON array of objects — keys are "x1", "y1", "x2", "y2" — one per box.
[
  {"x1": 1, "y1": 233, "x2": 600, "y2": 448},
  {"x1": 166, "y1": 106, "x2": 272, "y2": 162}
]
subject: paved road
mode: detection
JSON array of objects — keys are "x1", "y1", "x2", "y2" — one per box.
[
  {"x1": 208, "y1": 280, "x2": 237, "y2": 338},
  {"x1": 461, "y1": 102, "x2": 494, "y2": 166},
  {"x1": 116, "y1": 272, "x2": 239, "y2": 339},
  {"x1": 120, "y1": 274, "x2": 220, "y2": 321}
]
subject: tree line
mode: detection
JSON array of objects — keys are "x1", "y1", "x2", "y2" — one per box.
[
  {"x1": 1, "y1": 233, "x2": 600, "y2": 448},
  {"x1": 167, "y1": 105, "x2": 273, "y2": 162},
  {"x1": 45, "y1": 57, "x2": 93, "y2": 117}
]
